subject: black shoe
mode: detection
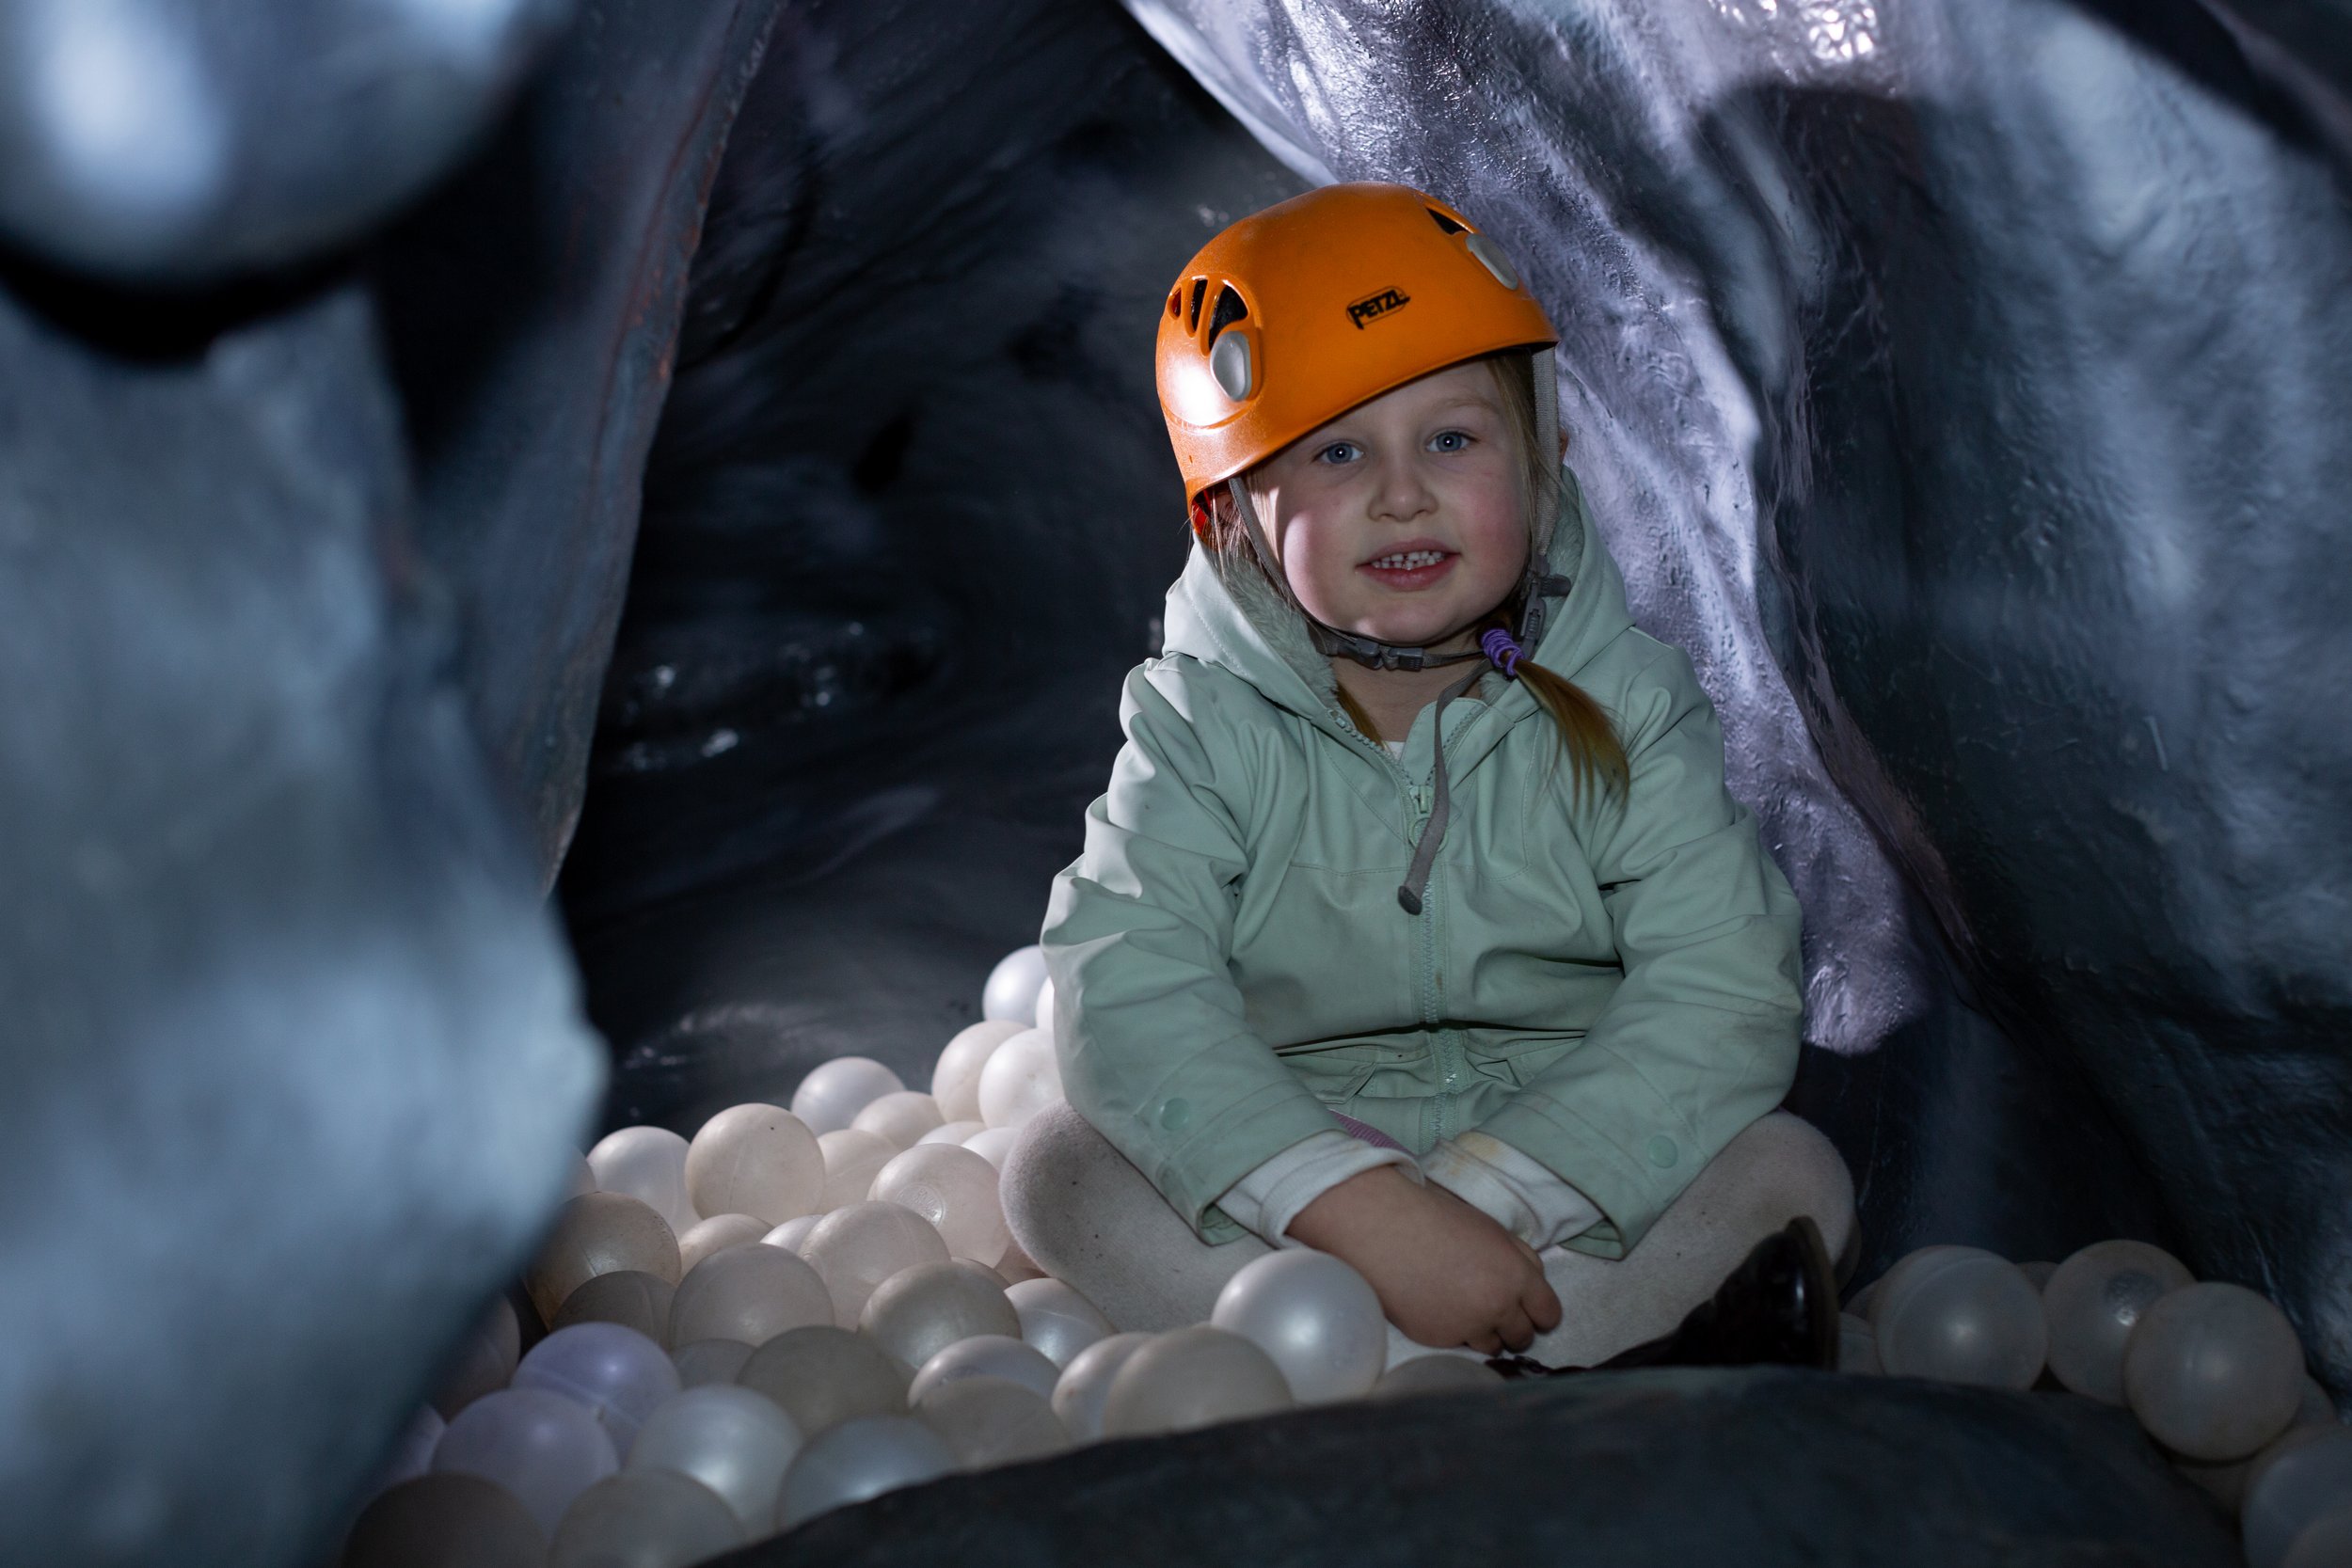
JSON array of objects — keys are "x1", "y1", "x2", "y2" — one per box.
[{"x1": 1488, "y1": 1216, "x2": 1839, "y2": 1378}]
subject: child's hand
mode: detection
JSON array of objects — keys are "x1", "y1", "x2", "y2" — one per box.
[{"x1": 1285, "y1": 1165, "x2": 1563, "y2": 1354}]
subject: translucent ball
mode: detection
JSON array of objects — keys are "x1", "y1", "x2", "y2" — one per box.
[
  {"x1": 1837, "y1": 1312, "x2": 1882, "y2": 1375},
  {"x1": 763, "y1": 1217, "x2": 820, "y2": 1256},
  {"x1": 670, "y1": 1339, "x2": 754, "y2": 1388},
  {"x1": 1372, "y1": 1354, "x2": 1503, "y2": 1401},
  {"x1": 1006, "y1": 1277, "x2": 1115, "y2": 1370},
  {"x1": 432, "y1": 1387, "x2": 618, "y2": 1532},
  {"x1": 343, "y1": 1474, "x2": 545, "y2": 1568},
  {"x1": 677, "y1": 1214, "x2": 770, "y2": 1274},
  {"x1": 2019, "y1": 1260, "x2": 2059, "y2": 1291},
  {"x1": 547, "y1": 1470, "x2": 745, "y2": 1568},
  {"x1": 551, "y1": 1272, "x2": 675, "y2": 1345},
  {"x1": 527, "y1": 1194, "x2": 682, "y2": 1325},
  {"x1": 789, "y1": 1057, "x2": 906, "y2": 1136},
  {"x1": 2280, "y1": 1508, "x2": 2352, "y2": 1568},
  {"x1": 909, "y1": 1334, "x2": 1061, "y2": 1404},
  {"x1": 1854, "y1": 1243, "x2": 1969, "y2": 1322},
  {"x1": 626, "y1": 1385, "x2": 803, "y2": 1529},
  {"x1": 861, "y1": 1259, "x2": 1021, "y2": 1370},
  {"x1": 685, "y1": 1103, "x2": 824, "y2": 1226},
  {"x1": 816, "y1": 1129, "x2": 899, "y2": 1213},
  {"x1": 2245, "y1": 1430, "x2": 2352, "y2": 1568},
  {"x1": 774, "y1": 1416, "x2": 957, "y2": 1531},
  {"x1": 977, "y1": 1028, "x2": 1063, "y2": 1131},
  {"x1": 2123, "y1": 1281, "x2": 2308, "y2": 1461},
  {"x1": 931, "y1": 1022, "x2": 1025, "y2": 1124},
  {"x1": 1101, "y1": 1326, "x2": 1295, "y2": 1437},
  {"x1": 1032, "y1": 976, "x2": 1057, "y2": 1036},
  {"x1": 514, "y1": 1323, "x2": 682, "y2": 1458},
  {"x1": 739, "y1": 1324, "x2": 911, "y2": 1438},
  {"x1": 432, "y1": 1296, "x2": 522, "y2": 1418},
  {"x1": 961, "y1": 1126, "x2": 1020, "y2": 1170},
  {"x1": 1872, "y1": 1246, "x2": 2046, "y2": 1388},
  {"x1": 1051, "y1": 1332, "x2": 1154, "y2": 1442},
  {"x1": 916, "y1": 1376, "x2": 1072, "y2": 1470},
  {"x1": 980, "y1": 945, "x2": 1049, "y2": 1025},
  {"x1": 868, "y1": 1144, "x2": 1010, "y2": 1266},
  {"x1": 800, "y1": 1200, "x2": 952, "y2": 1327},
  {"x1": 589, "y1": 1126, "x2": 699, "y2": 1236},
  {"x1": 851, "y1": 1091, "x2": 946, "y2": 1150},
  {"x1": 920, "y1": 1119, "x2": 987, "y2": 1148},
  {"x1": 1212, "y1": 1250, "x2": 1384, "y2": 1404},
  {"x1": 667, "y1": 1241, "x2": 833, "y2": 1349},
  {"x1": 2043, "y1": 1239, "x2": 2196, "y2": 1403}
]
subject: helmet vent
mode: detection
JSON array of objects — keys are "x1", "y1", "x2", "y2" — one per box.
[
  {"x1": 1465, "y1": 232, "x2": 1520, "y2": 290},
  {"x1": 1187, "y1": 277, "x2": 1209, "y2": 331},
  {"x1": 1427, "y1": 208, "x2": 1467, "y2": 235},
  {"x1": 1207, "y1": 284, "x2": 1248, "y2": 341},
  {"x1": 1210, "y1": 331, "x2": 1253, "y2": 400}
]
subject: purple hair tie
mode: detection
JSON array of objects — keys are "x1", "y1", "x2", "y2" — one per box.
[{"x1": 1480, "y1": 626, "x2": 1522, "y2": 677}]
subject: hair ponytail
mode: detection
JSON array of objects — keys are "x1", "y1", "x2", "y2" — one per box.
[{"x1": 1512, "y1": 654, "x2": 1630, "y2": 806}]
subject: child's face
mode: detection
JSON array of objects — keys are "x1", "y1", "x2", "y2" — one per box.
[{"x1": 1251, "y1": 361, "x2": 1529, "y2": 654}]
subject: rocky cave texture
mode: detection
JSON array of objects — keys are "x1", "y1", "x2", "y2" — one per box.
[{"x1": 1, "y1": 0, "x2": 2347, "y2": 1564}]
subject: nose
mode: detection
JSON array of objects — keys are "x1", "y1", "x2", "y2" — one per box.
[{"x1": 1366, "y1": 449, "x2": 1438, "y2": 526}]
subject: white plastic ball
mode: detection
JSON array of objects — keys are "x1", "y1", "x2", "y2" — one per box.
[
  {"x1": 684, "y1": 1103, "x2": 824, "y2": 1226},
  {"x1": 1051, "y1": 1332, "x2": 1154, "y2": 1443},
  {"x1": 816, "y1": 1129, "x2": 898, "y2": 1212},
  {"x1": 738, "y1": 1325, "x2": 912, "y2": 1439},
  {"x1": 1006, "y1": 1277, "x2": 1115, "y2": 1370},
  {"x1": 930, "y1": 1022, "x2": 1025, "y2": 1124},
  {"x1": 432, "y1": 1296, "x2": 522, "y2": 1418},
  {"x1": 589, "y1": 1127, "x2": 699, "y2": 1236},
  {"x1": 1032, "y1": 975, "x2": 1057, "y2": 1036},
  {"x1": 962, "y1": 1126, "x2": 1021, "y2": 1169},
  {"x1": 565, "y1": 1155, "x2": 596, "y2": 1198},
  {"x1": 1871, "y1": 1246, "x2": 2047, "y2": 1388},
  {"x1": 1101, "y1": 1326, "x2": 1295, "y2": 1437},
  {"x1": 2043, "y1": 1238, "x2": 2196, "y2": 1403},
  {"x1": 432, "y1": 1387, "x2": 618, "y2": 1533},
  {"x1": 1212, "y1": 1249, "x2": 1384, "y2": 1404},
  {"x1": 868, "y1": 1144, "x2": 1011, "y2": 1266},
  {"x1": 666, "y1": 1241, "x2": 833, "y2": 1349},
  {"x1": 851, "y1": 1091, "x2": 946, "y2": 1149},
  {"x1": 764, "y1": 1214, "x2": 821, "y2": 1253},
  {"x1": 550, "y1": 1272, "x2": 675, "y2": 1345},
  {"x1": 860, "y1": 1259, "x2": 1022, "y2": 1370},
  {"x1": 977, "y1": 1028, "x2": 1063, "y2": 1131},
  {"x1": 909, "y1": 1334, "x2": 1061, "y2": 1404},
  {"x1": 676, "y1": 1214, "x2": 769, "y2": 1274},
  {"x1": 775, "y1": 1415, "x2": 957, "y2": 1530},
  {"x1": 626, "y1": 1385, "x2": 803, "y2": 1529},
  {"x1": 370, "y1": 1404, "x2": 445, "y2": 1494},
  {"x1": 1838, "y1": 1312, "x2": 1883, "y2": 1375},
  {"x1": 547, "y1": 1469, "x2": 746, "y2": 1568},
  {"x1": 1372, "y1": 1354, "x2": 1503, "y2": 1400},
  {"x1": 2245, "y1": 1430, "x2": 2352, "y2": 1568},
  {"x1": 915, "y1": 1377, "x2": 1072, "y2": 1470},
  {"x1": 920, "y1": 1119, "x2": 987, "y2": 1147},
  {"x1": 514, "y1": 1323, "x2": 682, "y2": 1457},
  {"x1": 2123, "y1": 1281, "x2": 2307, "y2": 1461},
  {"x1": 799, "y1": 1200, "x2": 951, "y2": 1326},
  {"x1": 527, "y1": 1195, "x2": 682, "y2": 1325},
  {"x1": 980, "y1": 946, "x2": 1049, "y2": 1025},
  {"x1": 789, "y1": 1056, "x2": 906, "y2": 1136},
  {"x1": 993, "y1": 1239, "x2": 1047, "y2": 1284},
  {"x1": 670, "y1": 1339, "x2": 754, "y2": 1388}
]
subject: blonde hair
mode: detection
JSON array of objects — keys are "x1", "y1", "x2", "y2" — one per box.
[{"x1": 1202, "y1": 349, "x2": 1630, "y2": 804}]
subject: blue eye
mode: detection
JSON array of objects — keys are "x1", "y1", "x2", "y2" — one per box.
[
  {"x1": 1430, "y1": 430, "x2": 1473, "y2": 453},
  {"x1": 1316, "y1": 441, "x2": 1361, "y2": 466}
]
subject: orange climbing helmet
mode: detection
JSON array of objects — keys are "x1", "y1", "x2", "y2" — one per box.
[{"x1": 1155, "y1": 182, "x2": 1558, "y2": 534}]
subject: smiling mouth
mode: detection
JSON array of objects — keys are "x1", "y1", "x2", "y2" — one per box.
[{"x1": 1364, "y1": 548, "x2": 1451, "y2": 570}]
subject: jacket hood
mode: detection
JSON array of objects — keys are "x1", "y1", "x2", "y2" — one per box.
[{"x1": 1158, "y1": 462, "x2": 1633, "y2": 735}]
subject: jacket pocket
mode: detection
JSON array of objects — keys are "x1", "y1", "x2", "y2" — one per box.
[
  {"x1": 1273, "y1": 1036, "x2": 1435, "y2": 1103},
  {"x1": 1461, "y1": 1032, "x2": 1581, "y2": 1091}
]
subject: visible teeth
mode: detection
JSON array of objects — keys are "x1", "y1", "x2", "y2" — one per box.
[{"x1": 1369, "y1": 549, "x2": 1446, "y2": 570}]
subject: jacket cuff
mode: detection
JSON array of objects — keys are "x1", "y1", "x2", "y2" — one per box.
[
  {"x1": 1432, "y1": 1132, "x2": 1602, "y2": 1251},
  {"x1": 1216, "y1": 1130, "x2": 1422, "y2": 1248}
]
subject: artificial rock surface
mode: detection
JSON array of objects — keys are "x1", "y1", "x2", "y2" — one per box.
[{"x1": 725, "y1": 1368, "x2": 2244, "y2": 1568}]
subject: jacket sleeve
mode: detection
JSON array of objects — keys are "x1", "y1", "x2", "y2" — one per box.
[
  {"x1": 1041, "y1": 659, "x2": 1343, "y2": 1243},
  {"x1": 1472, "y1": 637, "x2": 1804, "y2": 1259}
]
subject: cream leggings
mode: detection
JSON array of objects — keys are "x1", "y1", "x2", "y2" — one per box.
[{"x1": 1000, "y1": 1103, "x2": 1856, "y2": 1369}]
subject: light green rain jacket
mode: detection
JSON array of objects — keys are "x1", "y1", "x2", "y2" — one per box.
[{"x1": 1041, "y1": 466, "x2": 1803, "y2": 1259}]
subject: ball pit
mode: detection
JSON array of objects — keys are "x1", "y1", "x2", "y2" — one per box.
[
  {"x1": 980, "y1": 945, "x2": 1049, "y2": 1025},
  {"x1": 374, "y1": 942, "x2": 2341, "y2": 1556}
]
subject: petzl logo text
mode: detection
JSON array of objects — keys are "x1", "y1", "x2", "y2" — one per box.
[{"x1": 1346, "y1": 287, "x2": 1410, "y2": 328}]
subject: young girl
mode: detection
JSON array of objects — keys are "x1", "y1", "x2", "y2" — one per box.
[{"x1": 1005, "y1": 182, "x2": 1852, "y2": 1366}]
